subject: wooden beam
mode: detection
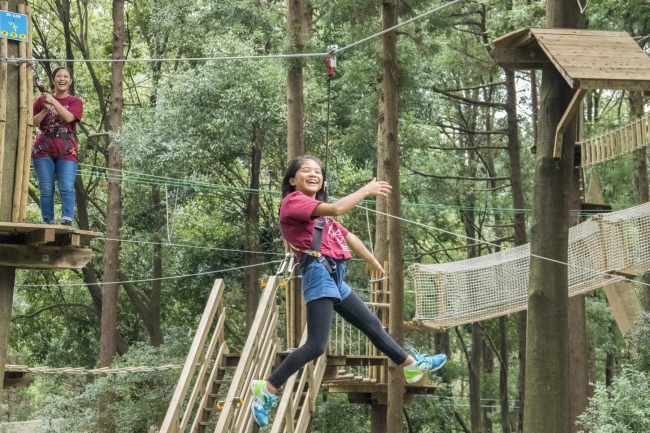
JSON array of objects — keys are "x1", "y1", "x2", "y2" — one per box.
[
  {"x1": 492, "y1": 46, "x2": 548, "y2": 69},
  {"x1": 54, "y1": 233, "x2": 81, "y2": 247},
  {"x1": 603, "y1": 280, "x2": 642, "y2": 350},
  {"x1": 554, "y1": 89, "x2": 588, "y2": 158},
  {"x1": 25, "y1": 228, "x2": 55, "y2": 246},
  {"x1": 0, "y1": 245, "x2": 93, "y2": 270},
  {"x1": 577, "y1": 79, "x2": 650, "y2": 92}
]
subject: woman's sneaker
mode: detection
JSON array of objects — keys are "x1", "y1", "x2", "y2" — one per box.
[
  {"x1": 250, "y1": 380, "x2": 278, "y2": 427},
  {"x1": 404, "y1": 350, "x2": 447, "y2": 384}
]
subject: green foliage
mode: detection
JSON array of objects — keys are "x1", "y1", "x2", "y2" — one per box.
[
  {"x1": 30, "y1": 333, "x2": 188, "y2": 433},
  {"x1": 578, "y1": 366, "x2": 650, "y2": 433}
]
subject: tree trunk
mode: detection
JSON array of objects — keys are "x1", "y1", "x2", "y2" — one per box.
[
  {"x1": 99, "y1": 0, "x2": 124, "y2": 430},
  {"x1": 523, "y1": 1, "x2": 584, "y2": 432},
  {"x1": 499, "y1": 316, "x2": 511, "y2": 433},
  {"x1": 381, "y1": 0, "x2": 405, "y2": 430},
  {"x1": 568, "y1": 167, "x2": 588, "y2": 433},
  {"x1": 101, "y1": 0, "x2": 125, "y2": 369},
  {"x1": 244, "y1": 126, "x2": 262, "y2": 333},
  {"x1": 75, "y1": 177, "x2": 128, "y2": 355},
  {"x1": 483, "y1": 338, "x2": 493, "y2": 433},
  {"x1": 286, "y1": 0, "x2": 310, "y2": 160},
  {"x1": 505, "y1": 68, "x2": 527, "y2": 433},
  {"x1": 149, "y1": 185, "x2": 164, "y2": 347},
  {"x1": 464, "y1": 199, "x2": 482, "y2": 433}
]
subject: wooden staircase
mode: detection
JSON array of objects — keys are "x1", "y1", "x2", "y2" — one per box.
[{"x1": 160, "y1": 273, "x2": 327, "y2": 433}]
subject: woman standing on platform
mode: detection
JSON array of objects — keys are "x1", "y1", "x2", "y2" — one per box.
[
  {"x1": 31, "y1": 66, "x2": 83, "y2": 226},
  {"x1": 249, "y1": 155, "x2": 447, "y2": 427}
]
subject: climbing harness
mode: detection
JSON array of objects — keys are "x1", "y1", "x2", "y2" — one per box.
[
  {"x1": 289, "y1": 218, "x2": 335, "y2": 274},
  {"x1": 33, "y1": 131, "x2": 78, "y2": 159}
]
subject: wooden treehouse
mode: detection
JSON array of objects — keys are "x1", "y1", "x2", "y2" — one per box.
[
  {"x1": 159, "y1": 260, "x2": 438, "y2": 433},
  {"x1": 492, "y1": 27, "x2": 650, "y2": 158},
  {"x1": 0, "y1": 1, "x2": 101, "y2": 392}
]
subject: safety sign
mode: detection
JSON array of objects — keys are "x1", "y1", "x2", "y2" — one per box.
[{"x1": 0, "y1": 11, "x2": 28, "y2": 42}]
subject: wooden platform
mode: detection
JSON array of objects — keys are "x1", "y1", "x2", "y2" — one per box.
[{"x1": 0, "y1": 222, "x2": 101, "y2": 270}]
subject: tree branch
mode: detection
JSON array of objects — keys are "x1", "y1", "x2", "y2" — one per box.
[
  {"x1": 428, "y1": 145, "x2": 509, "y2": 151},
  {"x1": 441, "y1": 81, "x2": 506, "y2": 92},
  {"x1": 12, "y1": 303, "x2": 95, "y2": 321},
  {"x1": 437, "y1": 123, "x2": 508, "y2": 135},
  {"x1": 431, "y1": 86, "x2": 506, "y2": 109},
  {"x1": 454, "y1": 411, "x2": 471, "y2": 433},
  {"x1": 409, "y1": 168, "x2": 509, "y2": 181}
]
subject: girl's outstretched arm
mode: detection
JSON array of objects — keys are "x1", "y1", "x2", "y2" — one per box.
[
  {"x1": 313, "y1": 178, "x2": 391, "y2": 217},
  {"x1": 345, "y1": 232, "x2": 384, "y2": 274}
]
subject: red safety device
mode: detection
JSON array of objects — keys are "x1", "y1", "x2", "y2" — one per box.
[{"x1": 326, "y1": 44, "x2": 338, "y2": 79}]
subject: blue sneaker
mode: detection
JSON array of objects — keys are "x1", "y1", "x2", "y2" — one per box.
[
  {"x1": 250, "y1": 380, "x2": 278, "y2": 427},
  {"x1": 404, "y1": 350, "x2": 447, "y2": 384}
]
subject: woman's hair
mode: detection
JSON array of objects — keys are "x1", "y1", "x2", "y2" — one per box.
[
  {"x1": 281, "y1": 155, "x2": 327, "y2": 201},
  {"x1": 51, "y1": 66, "x2": 73, "y2": 90}
]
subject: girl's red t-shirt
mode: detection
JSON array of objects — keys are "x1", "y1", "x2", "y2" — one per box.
[
  {"x1": 32, "y1": 94, "x2": 83, "y2": 161},
  {"x1": 280, "y1": 191, "x2": 352, "y2": 261}
]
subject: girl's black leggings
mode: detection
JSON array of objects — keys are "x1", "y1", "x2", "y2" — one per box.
[{"x1": 267, "y1": 292, "x2": 409, "y2": 389}]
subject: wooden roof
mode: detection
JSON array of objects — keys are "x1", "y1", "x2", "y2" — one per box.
[{"x1": 493, "y1": 27, "x2": 650, "y2": 91}]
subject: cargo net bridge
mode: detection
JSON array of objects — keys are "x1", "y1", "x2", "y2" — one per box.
[{"x1": 409, "y1": 202, "x2": 650, "y2": 328}]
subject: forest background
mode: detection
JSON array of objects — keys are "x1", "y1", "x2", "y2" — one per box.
[{"x1": 1, "y1": 0, "x2": 650, "y2": 432}]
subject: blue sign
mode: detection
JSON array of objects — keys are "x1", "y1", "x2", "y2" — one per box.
[{"x1": 0, "y1": 11, "x2": 28, "y2": 42}]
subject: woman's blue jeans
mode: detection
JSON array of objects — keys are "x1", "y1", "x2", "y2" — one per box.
[{"x1": 32, "y1": 157, "x2": 78, "y2": 224}]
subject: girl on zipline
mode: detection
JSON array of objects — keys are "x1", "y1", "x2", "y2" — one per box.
[
  {"x1": 31, "y1": 66, "x2": 83, "y2": 226},
  {"x1": 250, "y1": 155, "x2": 447, "y2": 427}
]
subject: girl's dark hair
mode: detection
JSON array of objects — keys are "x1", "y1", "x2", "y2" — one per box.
[
  {"x1": 281, "y1": 156, "x2": 327, "y2": 201},
  {"x1": 51, "y1": 66, "x2": 72, "y2": 90}
]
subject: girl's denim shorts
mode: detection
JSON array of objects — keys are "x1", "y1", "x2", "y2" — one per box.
[{"x1": 299, "y1": 256, "x2": 351, "y2": 303}]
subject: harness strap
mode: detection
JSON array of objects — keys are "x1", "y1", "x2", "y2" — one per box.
[
  {"x1": 33, "y1": 133, "x2": 78, "y2": 160},
  {"x1": 290, "y1": 217, "x2": 335, "y2": 274}
]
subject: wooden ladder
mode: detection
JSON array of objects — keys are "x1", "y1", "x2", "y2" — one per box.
[{"x1": 270, "y1": 331, "x2": 327, "y2": 433}]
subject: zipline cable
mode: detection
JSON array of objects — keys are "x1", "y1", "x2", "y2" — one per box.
[{"x1": 1, "y1": 0, "x2": 465, "y2": 64}]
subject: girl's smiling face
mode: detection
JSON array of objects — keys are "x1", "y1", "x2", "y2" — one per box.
[{"x1": 289, "y1": 159, "x2": 323, "y2": 199}]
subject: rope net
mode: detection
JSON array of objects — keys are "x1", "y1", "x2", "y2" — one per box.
[{"x1": 409, "y1": 202, "x2": 650, "y2": 328}]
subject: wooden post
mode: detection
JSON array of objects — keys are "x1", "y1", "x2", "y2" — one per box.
[
  {"x1": 18, "y1": 4, "x2": 32, "y2": 222},
  {"x1": 553, "y1": 88, "x2": 588, "y2": 158},
  {"x1": 0, "y1": 0, "x2": 21, "y2": 399},
  {"x1": 0, "y1": 1, "x2": 8, "y2": 206},
  {"x1": 11, "y1": 2, "x2": 27, "y2": 222}
]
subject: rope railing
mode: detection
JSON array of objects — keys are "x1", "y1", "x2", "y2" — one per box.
[{"x1": 4, "y1": 364, "x2": 185, "y2": 375}]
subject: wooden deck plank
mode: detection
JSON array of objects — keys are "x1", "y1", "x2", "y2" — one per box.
[{"x1": 0, "y1": 221, "x2": 101, "y2": 237}]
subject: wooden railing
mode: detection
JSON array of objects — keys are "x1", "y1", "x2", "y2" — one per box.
[
  {"x1": 213, "y1": 275, "x2": 281, "y2": 432},
  {"x1": 329, "y1": 268, "x2": 390, "y2": 384},
  {"x1": 159, "y1": 279, "x2": 228, "y2": 433},
  {"x1": 580, "y1": 114, "x2": 650, "y2": 167}
]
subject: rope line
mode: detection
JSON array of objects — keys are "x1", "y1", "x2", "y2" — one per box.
[
  {"x1": 96, "y1": 237, "x2": 284, "y2": 256},
  {"x1": 4, "y1": 364, "x2": 185, "y2": 375},
  {"x1": 2, "y1": 0, "x2": 464, "y2": 64},
  {"x1": 14, "y1": 260, "x2": 282, "y2": 287},
  {"x1": 73, "y1": 164, "x2": 611, "y2": 215}
]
